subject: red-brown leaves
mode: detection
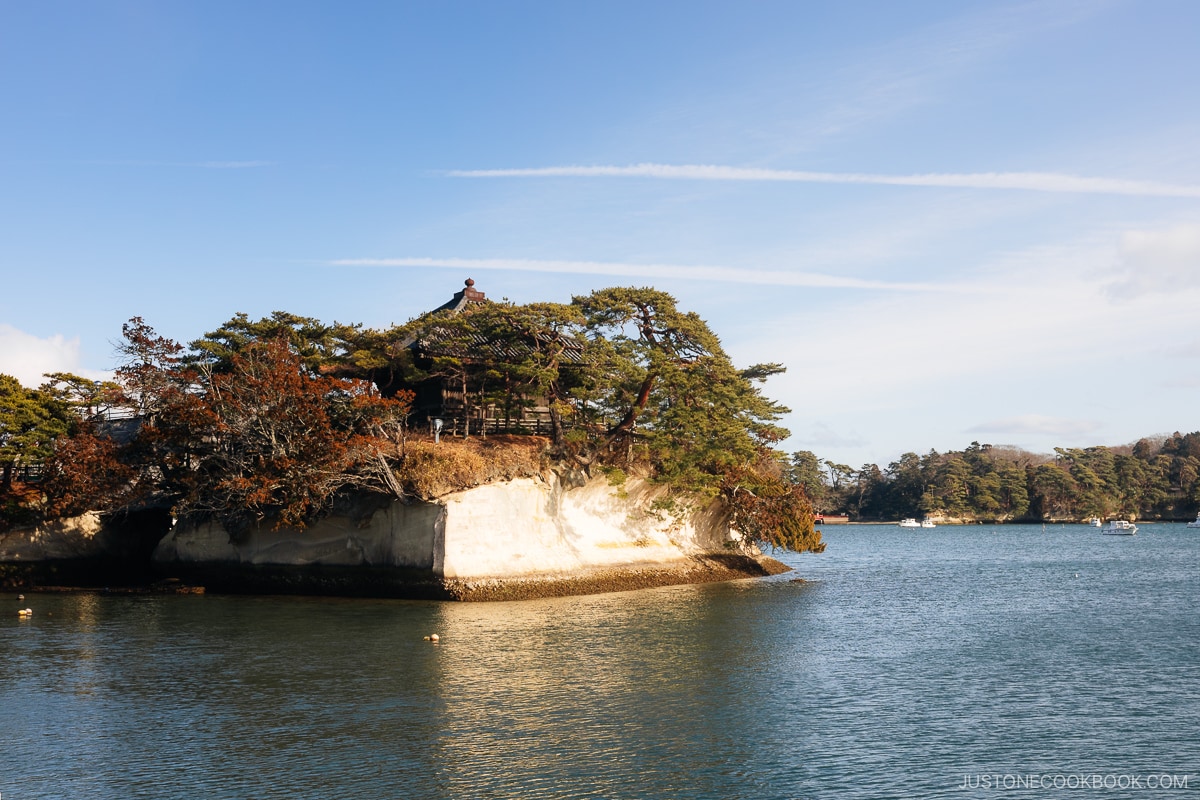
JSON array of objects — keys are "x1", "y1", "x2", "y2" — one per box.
[
  {"x1": 41, "y1": 429, "x2": 137, "y2": 518},
  {"x1": 182, "y1": 338, "x2": 411, "y2": 529},
  {"x1": 34, "y1": 322, "x2": 414, "y2": 531},
  {"x1": 723, "y1": 460, "x2": 825, "y2": 554}
]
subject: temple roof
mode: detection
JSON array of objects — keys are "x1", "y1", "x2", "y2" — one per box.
[
  {"x1": 430, "y1": 278, "x2": 488, "y2": 314},
  {"x1": 408, "y1": 278, "x2": 586, "y2": 365}
]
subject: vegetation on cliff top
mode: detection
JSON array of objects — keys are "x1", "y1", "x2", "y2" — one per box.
[{"x1": 0, "y1": 288, "x2": 823, "y2": 553}]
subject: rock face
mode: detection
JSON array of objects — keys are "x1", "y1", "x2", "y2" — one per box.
[
  {"x1": 434, "y1": 474, "x2": 735, "y2": 578},
  {"x1": 0, "y1": 508, "x2": 173, "y2": 590},
  {"x1": 155, "y1": 497, "x2": 442, "y2": 570},
  {"x1": 151, "y1": 473, "x2": 789, "y2": 598},
  {"x1": 0, "y1": 513, "x2": 107, "y2": 561}
]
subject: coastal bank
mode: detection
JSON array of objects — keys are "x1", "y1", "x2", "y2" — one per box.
[{"x1": 1, "y1": 472, "x2": 789, "y2": 600}]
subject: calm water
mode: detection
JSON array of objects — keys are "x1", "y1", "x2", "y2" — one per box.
[{"x1": 3, "y1": 524, "x2": 1198, "y2": 799}]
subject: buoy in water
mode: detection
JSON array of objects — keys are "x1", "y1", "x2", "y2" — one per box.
[
  {"x1": 18, "y1": 608, "x2": 32, "y2": 617},
  {"x1": 423, "y1": 633, "x2": 440, "y2": 642}
]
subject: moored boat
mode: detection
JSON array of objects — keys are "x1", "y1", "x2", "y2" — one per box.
[
  {"x1": 1101, "y1": 520, "x2": 1137, "y2": 535},
  {"x1": 1186, "y1": 513, "x2": 1200, "y2": 529},
  {"x1": 898, "y1": 518, "x2": 921, "y2": 528},
  {"x1": 920, "y1": 519, "x2": 936, "y2": 528}
]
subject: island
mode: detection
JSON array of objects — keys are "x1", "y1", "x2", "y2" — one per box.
[{"x1": 1, "y1": 280, "x2": 818, "y2": 598}]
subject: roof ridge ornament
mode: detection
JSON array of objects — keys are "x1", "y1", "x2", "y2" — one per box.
[
  {"x1": 461, "y1": 277, "x2": 486, "y2": 303},
  {"x1": 429, "y1": 278, "x2": 487, "y2": 314}
]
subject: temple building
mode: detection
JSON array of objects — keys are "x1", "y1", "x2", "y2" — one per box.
[{"x1": 393, "y1": 279, "x2": 585, "y2": 438}]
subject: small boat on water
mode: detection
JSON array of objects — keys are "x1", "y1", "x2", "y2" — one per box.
[
  {"x1": 1101, "y1": 520, "x2": 1137, "y2": 535},
  {"x1": 1086, "y1": 517, "x2": 1102, "y2": 527},
  {"x1": 1187, "y1": 513, "x2": 1200, "y2": 529},
  {"x1": 921, "y1": 519, "x2": 936, "y2": 528},
  {"x1": 898, "y1": 518, "x2": 921, "y2": 528}
]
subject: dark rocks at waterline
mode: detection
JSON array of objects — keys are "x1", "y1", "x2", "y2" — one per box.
[
  {"x1": 120, "y1": 553, "x2": 791, "y2": 601},
  {"x1": 443, "y1": 554, "x2": 791, "y2": 601},
  {"x1": 5, "y1": 553, "x2": 791, "y2": 601}
]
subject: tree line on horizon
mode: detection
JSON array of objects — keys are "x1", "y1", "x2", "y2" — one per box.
[
  {"x1": 0, "y1": 288, "x2": 824, "y2": 553},
  {"x1": 790, "y1": 436, "x2": 1200, "y2": 522}
]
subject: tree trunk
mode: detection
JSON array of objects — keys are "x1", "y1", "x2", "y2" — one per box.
[
  {"x1": 549, "y1": 403, "x2": 563, "y2": 446},
  {"x1": 461, "y1": 372, "x2": 470, "y2": 439},
  {"x1": 606, "y1": 374, "x2": 655, "y2": 440}
]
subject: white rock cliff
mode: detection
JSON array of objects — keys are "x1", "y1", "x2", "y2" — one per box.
[{"x1": 154, "y1": 473, "x2": 744, "y2": 580}]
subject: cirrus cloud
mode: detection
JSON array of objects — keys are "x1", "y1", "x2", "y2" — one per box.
[
  {"x1": 966, "y1": 414, "x2": 1103, "y2": 438},
  {"x1": 331, "y1": 256, "x2": 978, "y2": 292},
  {"x1": 447, "y1": 163, "x2": 1200, "y2": 198}
]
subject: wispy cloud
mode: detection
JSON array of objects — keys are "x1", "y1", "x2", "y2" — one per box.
[
  {"x1": 739, "y1": 233, "x2": 1197, "y2": 423},
  {"x1": 1162, "y1": 376, "x2": 1200, "y2": 388},
  {"x1": 631, "y1": 0, "x2": 1108, "y2": 159},
  {"x1": 791, "y1": 423, "x2": 868, "y2": 450},
  {"x1": 967, "y1": 414, "x2": 1104, "y2": 438},
  {"x1": 330, "y1": 256, "x2": 974, "y2": 292},
  {"x1": 448, "y1": 163, "x2": 1200, "y2": 198},
  {"x1": 1166, "y1": 338, "x2": 1200, "y2": 359},
  {"x1": 1107, "y1": 221, "x2": 1200, "y2": 297}
]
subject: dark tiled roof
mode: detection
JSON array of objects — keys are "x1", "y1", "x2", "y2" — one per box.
[
  {"x1": 409, "y1": 279, "x2": 586, "y2": 365},
  {"x1": 415, "y1": 325, "x2": 587, "y2": 365}
]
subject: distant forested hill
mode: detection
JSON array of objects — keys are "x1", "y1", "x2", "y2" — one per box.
[{"x1": 791, "y1": 434, "x2": 1200, "y2": 522}]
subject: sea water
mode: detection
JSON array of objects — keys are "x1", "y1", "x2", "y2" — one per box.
[{"x1": 3, "y1": 524, "x2": 1197, "y2": 799}]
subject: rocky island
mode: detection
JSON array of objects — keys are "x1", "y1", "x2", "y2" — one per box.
[{"x1": 0, "y1": 281, "x2": 817, "y2": 598}]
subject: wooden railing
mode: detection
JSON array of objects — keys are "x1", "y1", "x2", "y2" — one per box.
[
  {"x1": 2, "y1": 463, "x2": 45, "y2": 483},
  {"x1": 429, "y1": 411, "x2": 559, "y2": 438}
]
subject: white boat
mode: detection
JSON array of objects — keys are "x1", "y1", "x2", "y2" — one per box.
[
  {"x1": 1186, "y1": 513, "x2": 1200, "y2": 529},
  {"x1": 1086, "y1": 517, "x2": 1102, "y2": 527},
  {"x1": 1101, "y1": 520, "x2": 1137, "y2": 535},
  {"x1": 898, "y1": 518, "x2": 921, "y2": 528},
  {"x1": 920, "y1": 519, "x2": 937, "y2": 528}
]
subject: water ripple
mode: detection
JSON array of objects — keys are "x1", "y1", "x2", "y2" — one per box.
[{"x1": 3, "y1": 524, "x2": 1198, "y2": 798}]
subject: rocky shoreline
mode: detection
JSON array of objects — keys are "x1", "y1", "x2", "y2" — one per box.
[
  {"x1": 442, "y1": 553, "x2": 793, "y2": 601},
  {"x1": 6, "y1": 553, "x2": 791, "y2": 601}
]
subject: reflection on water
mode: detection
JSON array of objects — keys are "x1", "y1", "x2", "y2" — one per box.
[{"x1": 3, "y1": 525, "x2": 1199, "y2": 799}]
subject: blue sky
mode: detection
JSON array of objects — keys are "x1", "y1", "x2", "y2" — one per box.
[{"x1": 2, "y1": 0, "x2": 1198, "y2": 469}]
